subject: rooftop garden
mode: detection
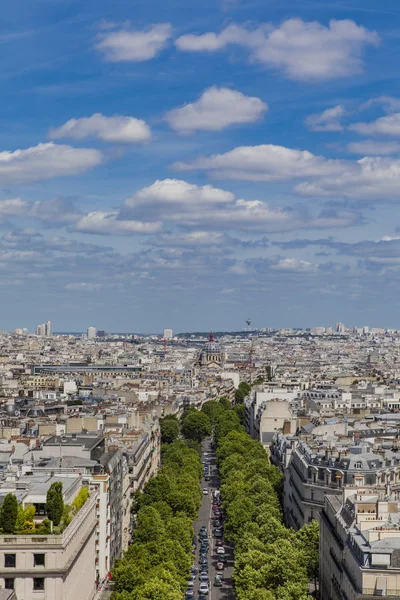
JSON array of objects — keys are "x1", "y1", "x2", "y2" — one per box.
[{"x1": 0, "y1": 483, "x2": 89, "y2": 535}]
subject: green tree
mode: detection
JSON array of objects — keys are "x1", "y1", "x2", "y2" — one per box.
[
  {"x1": 46, "y1": 482, "x2": 64, "y2": 526},
  {"x1": 181, "y1": 411, "x2": 211, "y2": 443},
  {"x1": 235, "y1": 382, "x2": 251, "y2": 404},
  {"x1": 218, "y1": 396, "x2": 231, "y2": 410},
  {"x1": 160, "y1": 418, "x2": 180, "y2": 444},
  {"x1": 134, "y1": 506, "x2": 166, "y2": 544},
  {"x1": 295, "y1": 519, "x2": 319, "y2": 587},
  {"x1": 16, "y1": 503, "x2": 36, "y2": 531},
  {"x1": 0, "y1": 493, "x2": 18, "y2": 533},
  {"x1": 201, "y1": 400, "x2": 224, "y2": 423},
  {"x1": 233, "y1": 403, "x2": 246, "y2": 426}
]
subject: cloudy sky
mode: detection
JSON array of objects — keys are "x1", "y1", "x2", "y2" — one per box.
[{"x1": 2, "y1": 0, "x2": 400, "y2": 332}]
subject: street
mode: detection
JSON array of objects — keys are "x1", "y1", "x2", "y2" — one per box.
[{"x1": 191, "y1": 438, "x2": 235, "y2": 600}]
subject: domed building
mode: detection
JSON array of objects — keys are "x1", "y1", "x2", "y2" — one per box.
[{"x1": 198, "y1": 332, "x2": 225, "y2": 368}]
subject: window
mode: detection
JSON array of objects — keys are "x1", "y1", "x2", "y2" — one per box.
[
  {"x1": 34, "y1": 554, "x2": 45, "y2": 567},
  {"x1": 33, "y1": 577, "x2": 45, "y2": 591},
  {"x1": 4, "y1": 554, "x2": 16, "y2": 568},
  {"x1": 4, "y1": 578, "x2": 14, "y2": 590}
]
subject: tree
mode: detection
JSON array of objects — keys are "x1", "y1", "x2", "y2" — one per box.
[
  {"x1": 234, "y1": 403, "x2": 246, "y2": 426},
  {"x1": 0, "y1": 493, "x2": 18, "y2": 533},
  {"x1": 201, "y1": 400, "x2": 224, "y2": 423},
  {"x1": 46, "y1": 482, "x2": 64, "y2": 526},
  {"x1": 235, "y1": 382, "x2": 251, "y2": 404},
  {"x1": 160, "y1": 418, "x2": 180, "y2": 444},
  {"x1": 134, "y1": 506, "x2": 166, "y2": 544},
  {"x1": 16, "y1": 504, "x2": 36, "y2": 531},
  {"x1": 295, "y1": 520, "x2": 319, "y2": 588},
  {"x1": 181, "y1": 411, "x2": 211, "y2": 443},
  {"x1": 218, "y1": 396, "x2": 231, "y2": 410}
]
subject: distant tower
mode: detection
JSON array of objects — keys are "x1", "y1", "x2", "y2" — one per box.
[
  {"x1": 87, "y1": 326, "x2": 96, "y2": 340},
  {"x1": 246, "y1": 319, "x2": 252, "y2": 332}
]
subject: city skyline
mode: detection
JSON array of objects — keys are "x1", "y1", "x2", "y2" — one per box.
[{"x1": 2, "y1": 0, "x2": 400, "y2": 330}]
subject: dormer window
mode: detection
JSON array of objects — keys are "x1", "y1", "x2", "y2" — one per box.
[{"x1": 355, "y1": 461, "x2": 362, "y2": 468}]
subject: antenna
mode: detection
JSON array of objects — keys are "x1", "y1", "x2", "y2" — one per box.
[{"x1": 246, "y1": 318, "x2": 252, "y2": 332}]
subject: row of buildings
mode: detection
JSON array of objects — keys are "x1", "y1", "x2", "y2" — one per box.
[{"x1": 245, "y1": 381, "x2": 400, "y2": 600}]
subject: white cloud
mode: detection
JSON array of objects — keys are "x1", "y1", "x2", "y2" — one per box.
[
  {"x1": 96, "y1": 23, "x2": 172, "y2": 62},
  {"x1": 347, "y1": 140, "x2": 400, "y2": 155},
  {"x1": 173, "y1": 143, "x2": 400, "y2": 201},
  {"x1": 360, "y1": 96, "x2": 400, "y2": 113},
  {"x1": 271, "y1": 258, "x2": 317, "y2": 272},
  {"x1": 165, "y1": 86, "x2": 267, "y2": 133},
  {"x1": 306, "y1": 105, "x2": 345, "y2": 132},
  {"x1": 125, "y1": 178, "x2": 234, "y2": 209},
  {"x1": 295, "y1": 156, "x2": 400, "y2": 200},
  {"x1": 75, "y1": 211, "x2": 162, "y2": 235},
  {"x1": 123, "y1": 178, "x2": 359, "y2": 232},
  {"x1": 65, "y1": 282, "x2": 104, "y2": 291},
  {"x1": 175, "y1": 19, "x2": 378, "y2": 81},
  {"x1": 49, "y1": 113, "x2": 151, "y2": 143},
  {"x1": 172, "y1": 144, "x2": 345, "y2": 181},
  {"x1": 0, "y1": 142, "x2": 103, "y2": 183},
  {"x1": 149, "y1": 231, "x2": 233, "y2": 247},
  {"x1": 350, "y1": 113, "x2": 400, "y2": 136},
  {"x1": 0, "y1": 198, "x2": 30, "y2": 217}
]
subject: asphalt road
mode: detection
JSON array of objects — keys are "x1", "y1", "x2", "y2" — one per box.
[{"x1": 191, "y1": 438, "x2": 235, "y2": 600}]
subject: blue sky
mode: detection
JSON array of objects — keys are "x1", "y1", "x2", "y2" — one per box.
[{"x1": 2, "y1": 0, "x2": 400, "y2": 332}]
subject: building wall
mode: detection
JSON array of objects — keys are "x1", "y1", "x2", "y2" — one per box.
[{"x1": 0, "y1": 491, "x2": 97, "y2": 600}]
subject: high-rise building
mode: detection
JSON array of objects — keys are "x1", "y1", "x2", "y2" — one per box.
[
  {"x1": 45, "y1": 321, "x2": 52, "y2": 336},
  {"x1": 35, "y1": 324, "x2": 46, "y2": 336},
  {"x1": 87, "y1": 327, "x2": 96, "y2": 340},
  {"x1": 163, "y1": 329, "x2": 173, "y2": 340},
  {"x1": 97, "y1": 330, "x2": 106, "y2": 338}
]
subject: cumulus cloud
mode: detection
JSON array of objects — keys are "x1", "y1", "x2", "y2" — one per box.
[
  {"x1": 360, "y1": 96, "x2": 400, "y2": 113},
  {"x1": 306, "y1": 105, "x2": 345, "y2": 132},
  {"x1": 64, "y1": 282, "x2": 104, "y2": 291},
  {"x1": 148, "y1": 231, "x2": 235, "y2": 247},
  {"x1": 0, "y1": 198, "x2": 30, "y2": 217},
  {"x1": 96, "y1": 23, "x2": 172, "y2": 62},
  {"x1": 165, "y1": 86, "x2": 267, "y2": 132},
  {"x1": 0, "y1": 142, "x2": 103, "y2": 183},
  {"x1": 350, "y1": 113, "x2": 400, "y2": 136},
  {"x1": 30, "y1": 197, "x2": 82, "y2": 226},
  {"x1": 74, "y1": 211, "x2": 162, "y2": 235},
  {"x1": 347, "y1": 140, "x2": 400, "y2": 155},
  {"x1": 173, "y1": 143, "x2": 400, "y2": 201},
  {"x1": 172, "y1": 144, "x2": 345, "y2": 181},
  {"x1": 271, "y1": 257, "x2": 317, "y2": 272},
  {"x1": 49, "y1": 113, "x2": 151, "y2": 143},
  {"x1": 295, "y1": 156, "x2": 400, "y2": 200},
  {"x1": 125, "y1": 178, "x2": 234, "y2": 212},
  {"x1": 122, "y1": 178, "x2": 360, "y2": 233},
  {"x1": 175, "y1": 19, "x2": 378, "y2": 81}
]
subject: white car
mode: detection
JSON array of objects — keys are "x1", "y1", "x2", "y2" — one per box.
[
  {"x1": 216, "y1": 546, "x2": 225, "y2": 555},
  {"x1": 199, "y1": 582, "x2": 209, "y2": 594},
  {"x1": 203, "y1": 488, "x2": 209, "y2": 495}
]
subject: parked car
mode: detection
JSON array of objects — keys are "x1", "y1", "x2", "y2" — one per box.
[
  {"x1": 185, "y1": 589, "x2": 194, "y2": 598},
  {"x1": 202, "y1": 488, "x2": 209, "y2": 495},
  {"x1": 199, "y1": 573, "x2": 209, "y2": 582},
  {"x1": 217, "y1": 547, "x2": 225, "y2": 555},
  {"x1": 216, "y1": 561, "x2": 224, "y2": 570},
  {"x1": 216, "y1": 539, "x2": 223, "y2": 547},
  {"x1": 214, "y1": 573, "x2": 223, "y2": 587},
  {"x1": 199, "y1": 582, "x2": 209, "y2": 594}
]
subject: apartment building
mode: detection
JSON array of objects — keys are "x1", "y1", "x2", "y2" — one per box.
[
  {"x1": 271, "y1": 434, "x2": 400, "y2": 530},
  {"x1": 320, "y1": 490, "x2": 400, "y2": 599},
  {"x1": 0, "y1": 482, "x2": 97, "y2": 600}
]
